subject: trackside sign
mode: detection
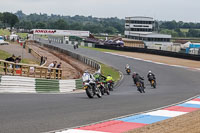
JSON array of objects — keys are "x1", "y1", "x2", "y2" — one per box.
[{"x1": 33, "y1": 29, "x2": 90, "y2": 37}]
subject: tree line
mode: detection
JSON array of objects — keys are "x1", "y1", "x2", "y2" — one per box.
[
  {"x1": 0, "y1": 11, "x2": 200, "y2": 38},
  {"x1": 14, "y1": 11, "x2": 125, "y2": 35},
  {"x1": 0, "y1": 12, "x2": 19, "y2": 30},
  {"x1": 159, "y1": 20, "x2": 200, "y2": 38}
]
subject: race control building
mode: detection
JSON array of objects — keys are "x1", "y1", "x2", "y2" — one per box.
[{"x1": 125, "y1": 16, "x2": 173, "y2": 47}]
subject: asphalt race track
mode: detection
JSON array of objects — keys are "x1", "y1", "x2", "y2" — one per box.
[{"x1": 0, "y1": 40, "x2": 199, "y2": 133}]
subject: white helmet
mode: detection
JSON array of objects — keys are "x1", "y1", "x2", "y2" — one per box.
[
  {"x1": 84, "y1": 70, "x2": 89, "y2": 73},
  {"x1": 149, "y1": 71, "x2": 152, "y2": 73}
]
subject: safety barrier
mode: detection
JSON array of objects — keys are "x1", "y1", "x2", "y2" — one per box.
[
  {"x1": 0, "y1": 59, "x2": 62, "y2": 79},
  {"x1": 95, "y1": 44, "x2": 200, "y2": 61},
  {"x1": 0, "y1": 75, "x2": 75, "y2": 93}
]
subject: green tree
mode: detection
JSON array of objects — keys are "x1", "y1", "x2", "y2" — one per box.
[
  {"x1": 35, "y1": 22, "x2": 46, "y2": 29},
  {"x1": 2, "y1": 12, "x2": 19, "y2": 30}
]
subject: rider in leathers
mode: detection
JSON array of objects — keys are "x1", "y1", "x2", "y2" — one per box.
[
  {"x1": 82, "y1": 71, "x2": 97, "y2": 92},
  {"x1": 147, "y1": 71, "x2": 156, "y2": 83},
  {"x1": 134, "y1": 73, "x2": 145, "y2": 89}
]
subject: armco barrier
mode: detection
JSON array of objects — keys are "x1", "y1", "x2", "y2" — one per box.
[{"x1": 95, "y1": 44, "x2": 200, "y2": 61}]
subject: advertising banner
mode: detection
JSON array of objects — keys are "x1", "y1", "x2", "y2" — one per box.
[{"x1": 33, "y1": 29, "x2": 90, "y2": 37}]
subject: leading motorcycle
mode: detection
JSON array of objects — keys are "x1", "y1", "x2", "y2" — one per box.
[{"x1": 83, "y1": 81, "x2": 102, "y2": 98}]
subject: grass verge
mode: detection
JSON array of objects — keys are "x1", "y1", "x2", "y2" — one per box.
[
  {"x1": 0, "y1": 49, "x2": 39, "y2": 73},
  {"x1": 16, "y1": 33, "x2": 28, "y2": 39},
  {"x1": 100, "y1": 63, "x2": 120, "y2": 82},
  {"x1": 0, "y1": 49, "x2": 11, "y2": 59},
  {"x1": 0, "y1": 29, "x2": 10, "y2": 36},
  {"x1": 80, "y1": 46, "x2": 121, "y2": 81}
]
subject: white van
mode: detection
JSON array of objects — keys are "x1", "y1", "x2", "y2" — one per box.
[{"x1": 0, "y1": 36, "x2": 9, "y2": 45}]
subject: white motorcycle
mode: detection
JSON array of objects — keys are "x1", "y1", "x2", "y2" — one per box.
[{"x1": 83, "y1": 81, "x2": 102, "y2": 98}]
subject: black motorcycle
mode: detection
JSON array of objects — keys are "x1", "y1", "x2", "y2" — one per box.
[
  {"x1": 126, "y1": 68, "x2": 131, "y2": 75},
  {"x1": 150, "y1": 79, "x2": 156, "y2": 88},
  {"x1": 136, "y1": 81, "x2": 145, "y2": 93},
  {"x1": 97, "y1": 81, "x2": 110, "y2": 95}
]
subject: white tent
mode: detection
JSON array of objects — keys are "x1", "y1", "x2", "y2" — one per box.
[{"x1": 9, "y1": 34, "x2": 19, "y2": 41}]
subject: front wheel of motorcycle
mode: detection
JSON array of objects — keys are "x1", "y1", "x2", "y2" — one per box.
[{"x1": 86, "y1": 86, "x2": 94, "y2": 98}]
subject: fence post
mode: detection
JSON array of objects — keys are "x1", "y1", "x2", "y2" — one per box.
[{"x1": 13, "y1": 64, "x2": 15, "y2": 76}]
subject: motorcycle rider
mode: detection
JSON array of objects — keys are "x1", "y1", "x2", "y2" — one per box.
[
  {"x1": 132, "y1": 72, "x2": 137, "y2": 85},
  {"x1": 106, "y1": 74, "x2": 113, "y2": 82},
  {"x1": 82, "y1": 70, "x2": 96, "y2": 91},
  {"x1": 135, "y1": 73, "x2": 145, "y2": 89},
  {"x1": 147, "y1": 70, "x2": 156, "y2": 83},
  {"x1": 93, "y1": 72, "x2": 106, "y2": 82},
  {"x1": 125, "y1": 64, "x2": 130, "y2": 70}
]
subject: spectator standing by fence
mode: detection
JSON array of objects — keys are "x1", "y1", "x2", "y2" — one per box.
[{"x1": 56, "y1": 62, "x2": 62, "y2": 78}]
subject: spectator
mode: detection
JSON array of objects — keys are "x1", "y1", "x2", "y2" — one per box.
[
  {"x1": 15, "y1": 56, "x2": 22, "y2": 63},
  {"x1": 40, "y1": 56, "x2": 44, "y2": 65},
  {"x1": 48, "y1": 61, "x2": 57, "y2": 71},
  {"x1": 56, "y1": 62, "x2": 62, "y2": 69},
  {"x1": 56, "y1": 62, "x2": 62, "y2": 78},
  {"x1": 5, "y1": 54, "x2": 15, "y2": 62},
  {"x1": 4, "y1": 55, "x2": 15, "y2": 72}
]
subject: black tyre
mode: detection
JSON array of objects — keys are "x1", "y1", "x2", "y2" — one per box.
[
  {"x1": 137, "y1": 87, "x2": 142, "y2": 93},
  {"x1": 106, "y1": 88, "x2": 110, "y2": 95},
  {"x1": 100, "y1": 86, "x2": 104, "y2": 95},
  {"x1": 96, "y1": 88, "x2": 102, "y2": 98},
  {"x1": 86, "y1": 86, "x2": 94, "y2": 98},
  {"x1": 141, "y1": 87, "x2": 145, "y2": 93}
]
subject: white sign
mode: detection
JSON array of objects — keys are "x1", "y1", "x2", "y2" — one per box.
[{"x1": 33, "y1": 29, "x2": 90, "y2": 37}]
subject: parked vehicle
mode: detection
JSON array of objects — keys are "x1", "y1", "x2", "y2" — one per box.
[{"x1": 0, "y1": 36, "x2": 9, "y2": 45}]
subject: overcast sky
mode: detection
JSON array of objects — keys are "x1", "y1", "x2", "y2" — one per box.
[{"x1": 0, "y1": 0, "x2": 199, "y2": 22}]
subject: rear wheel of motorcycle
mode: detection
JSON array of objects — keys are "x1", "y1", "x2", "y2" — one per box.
[
  {"x1": 86, "y1": 86, "x2": 94, "y2": 98},
  {"x1": 138, "y1": 87, "x2": 142, "y2": 93},
  {"x1": 109, "y1": 84, "x2": 113, "y2": 91},
  {"x1": 100, "y1": 87, "x2": 104, "y2": 95},
  {"x1": 153, "y1": 82, "x2": 156, "y2": 88},
  {"x1": 106, "y1": 88, "x2": 110, "y2": 95}
]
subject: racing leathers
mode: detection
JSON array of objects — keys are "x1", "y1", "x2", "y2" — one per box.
[
  {"x1": 147, "y1": 73, "x2": 156, "y2": 83},
  {"x1": 134, "y1": 74, "x2": 145, "y2": 89},
  {"x1": 82, "y1": 72, "x2": 96, "y2": 91}
]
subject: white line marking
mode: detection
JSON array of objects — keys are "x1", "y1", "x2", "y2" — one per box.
[
  {"x1": 145, "y1": 110, "x2": 187, "y2": 117},
  {"x1": 186, "y1": 101, "x2": 200, "y2": 105},
  {"x1": 56, "y1": 129, "x2": 108, "y2": 133}
]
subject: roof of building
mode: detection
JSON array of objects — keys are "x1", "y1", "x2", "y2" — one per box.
[
  {"x1": 130, "y1": 32, "x2": 171, "y2": 38},
  {"x1": 125, "y1": 16, "x2": 154, "y2": 21}
]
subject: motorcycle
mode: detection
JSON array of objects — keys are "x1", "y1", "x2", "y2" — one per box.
[
  {"x1": 136, "y1": 81, "x2": 145, "y2": 93},
  {"x1": 83, "y1": 81, "x2": 102, "y2": 98},
  {"x1": 97, "y1": 81, "x2": 110, "y2": 95},
  {"x1": 150, "y1": 79, "x2": 156, "y2": 88},
  {"x1": 126, "y1": 68, "x2": 131, "y2": 75},
  {"x1": 107, "y1": 80, "x2": 114, "y2": 91}
]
